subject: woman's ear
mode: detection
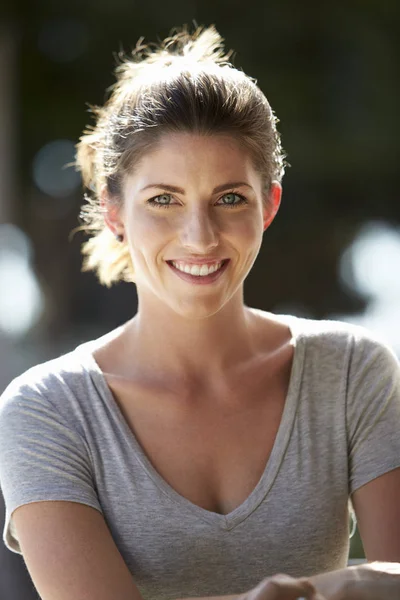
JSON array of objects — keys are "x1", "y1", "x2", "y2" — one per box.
[
  {"x1": 100, "y1": 184, "x2": 124, "y2": 238},
  {"x1": 263, "y1": 182, "x2": 282, "y2": 231}
]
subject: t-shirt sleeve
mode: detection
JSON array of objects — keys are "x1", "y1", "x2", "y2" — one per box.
[
  {"x1": 0, "y1": 379, "x2": 103, "y2": 554},
  {"x1": 347, "y1": 331, "x2": 400, "y2": 495}
]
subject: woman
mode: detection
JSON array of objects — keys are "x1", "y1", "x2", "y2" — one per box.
[{"x1": 0, "y1": 26, "x2": 400, "y2": 600}]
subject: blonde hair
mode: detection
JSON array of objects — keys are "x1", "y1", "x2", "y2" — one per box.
[{"x1": 73, "y1": 25, "x2": 287, "y2": 287}]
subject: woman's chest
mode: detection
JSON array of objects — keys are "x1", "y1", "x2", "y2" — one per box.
[
  {"x1": 92, "y1": 387, "x2": 350, "y2": 600},
  {"x1": 107, "y1": 374, "x2": 288, "y2": 516}
]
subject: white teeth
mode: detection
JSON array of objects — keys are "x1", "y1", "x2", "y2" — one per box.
[
  {"x1": 199, "y1": 264, "x2": 209, "y2": 276},
  {"x1": 171, "y1": 261, "x2": 223, "y2": 276}
]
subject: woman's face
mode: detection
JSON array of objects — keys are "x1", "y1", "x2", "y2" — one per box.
[{"x1": 113, "y1": 132, "x2": 281, "y2": 319}]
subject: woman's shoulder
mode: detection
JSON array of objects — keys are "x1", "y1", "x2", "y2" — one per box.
[
  {"x1": 1, "y1": 322, "x2": 128, "y2": 402},
  {"x1": 0, "y1": 335, "x2": 115, "y2": 449},
  {"x1": 252, "y1": 308, "x2": 397, "y2": 357},
  {"x1": 0, "y1": 336, "x2": 105, "y2": 419},
  {"x1": 1, "y1": 350, "x2": 79, "y2": 400}
]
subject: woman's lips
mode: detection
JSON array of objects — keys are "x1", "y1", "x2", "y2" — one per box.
[
  {"x1": 167, "y1": 259, "x2": 229, "y2": 285},
  {"x1": 167, "y1": 258, "x2": 228, "y2": 265}
]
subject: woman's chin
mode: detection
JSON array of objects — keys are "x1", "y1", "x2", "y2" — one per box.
[{"x1": 171, "y1": 297, "x2": 230, "y2": 321}]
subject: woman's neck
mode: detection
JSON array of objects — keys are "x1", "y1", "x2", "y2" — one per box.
[{"x1": 124, "y1": 301, "x2": 259, "y2": 388}]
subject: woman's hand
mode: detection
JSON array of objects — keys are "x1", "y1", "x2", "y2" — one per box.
[
  {"x1": 309, "y1": 562, "x2": 400, "y2": 599},
  {"x1": 237, "y1": 573, "x2": 325, "y2": 600}
]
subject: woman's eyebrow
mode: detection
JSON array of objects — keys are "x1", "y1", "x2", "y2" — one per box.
[{"x1": 139, "y1": 182, "x2": 254, "y2": 194}]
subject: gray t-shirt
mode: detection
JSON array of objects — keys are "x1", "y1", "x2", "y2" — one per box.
[{"x1": 1, "y1": 315, "x2": 400, "y2": 600}]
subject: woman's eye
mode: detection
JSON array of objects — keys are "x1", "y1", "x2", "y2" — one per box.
[
  {"x1": 218, "y1": 192, "x2": 247, "y2": 207},
  {"x1": 146, "y1": 191, "x2": 247, "y2": 209},
  {"x1": 147, "y1": 194, "x2": 174, "y2": 208}
]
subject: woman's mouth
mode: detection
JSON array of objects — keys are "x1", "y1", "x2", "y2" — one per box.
[{"x1": 166, "y1": 259, "x2": 230, "y2": 285}]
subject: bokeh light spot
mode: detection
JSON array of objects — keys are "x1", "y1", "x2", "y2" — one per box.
[
  {"x1": 38, "y1": 18, "x2": 88, "y2": 63},
  {"x1": 340, "y1": 221, "x2": 400, "y2": 300},
  {"x1": 335, "y1": 221, "x2": 400, "y2": 355},
  {"x1": 32, "y1": 139, "x2": 81, "y2": 198},
  {"x1": 0, "y1": 225, "x2": 44, "y2": 339}
]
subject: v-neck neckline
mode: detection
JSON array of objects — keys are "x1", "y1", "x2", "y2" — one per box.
[{"x1": 76, "y1": 314, "x2": 305, "y2": 531}]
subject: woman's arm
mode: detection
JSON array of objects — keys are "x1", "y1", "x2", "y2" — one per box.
[
  {"x1": 351, "y1": 467, "x2": 400, "y2": 561},
  {"x1": 12, "y1": 501, "x2": 144, "y2": 600},
  {"x1": 308, "y1": 468, "x2": 400, "y2": 597}
]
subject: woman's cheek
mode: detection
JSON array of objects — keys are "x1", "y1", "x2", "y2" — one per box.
[
  {"x1": 225, "y1": 215, "x2": 261, "y2": 241},
  {"x1": 128, "y1": 210, "x2": 171, "y2": 238}
]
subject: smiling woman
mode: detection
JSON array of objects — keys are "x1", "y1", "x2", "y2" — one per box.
[
  {"x1": 72, "y1": 26, "x2": 285, "y2": 288},
  {"x1": 103, "y1": 131, "x2": 281, "y2": 319},
  {"x1": 1, "y1": 24, "x2": 400, "y2": 600}
]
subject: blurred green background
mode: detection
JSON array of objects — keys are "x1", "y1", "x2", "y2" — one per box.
[{"x1": 1, "y1": 1, "x2": 400, "y2": 580}]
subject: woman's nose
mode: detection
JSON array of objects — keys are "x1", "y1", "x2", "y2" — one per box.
[{"x1": 179, "y1": 209, "x2": 219, "y2": 253}]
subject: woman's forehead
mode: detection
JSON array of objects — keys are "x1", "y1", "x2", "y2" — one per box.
[
  {"x1": 125, "y1": 136, "x2": 261, "y2": 194},
  {"x1": 130, "y1": 132, "x2": 255, "y2": 172}
]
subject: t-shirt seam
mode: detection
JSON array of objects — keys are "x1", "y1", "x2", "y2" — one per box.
[
  {"x1": 344, "y1": 332, "x2": 356, "y2": 496},
  {"x1": 345, "y1": 333, "x2": 400, "y2": 497},
  {"x1": 350, "y1": 461, "x2": 400, "y2": 495}
]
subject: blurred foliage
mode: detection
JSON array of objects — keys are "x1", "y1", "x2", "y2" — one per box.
[
  {"x1": 350, "y1": 525, "x2": 365, "y2": 559},
  {"x1": 1, "y1": 0, "x2": 397, "y2": 336},
  {"x1": 0, "y1": 2, "x2": 398, "y2": 337}
]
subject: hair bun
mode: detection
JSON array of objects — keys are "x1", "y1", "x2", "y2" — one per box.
[{"x1": 113, "y1": 25, "x2": 233, "y2": 91}]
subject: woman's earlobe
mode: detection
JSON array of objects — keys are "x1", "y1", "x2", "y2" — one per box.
[
  {"x1": 263, "y1": 182, "x2": 282, "y2": 230},
  {"x1": 100, "y1": 186, "x2": 124, "y2": 238}
]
